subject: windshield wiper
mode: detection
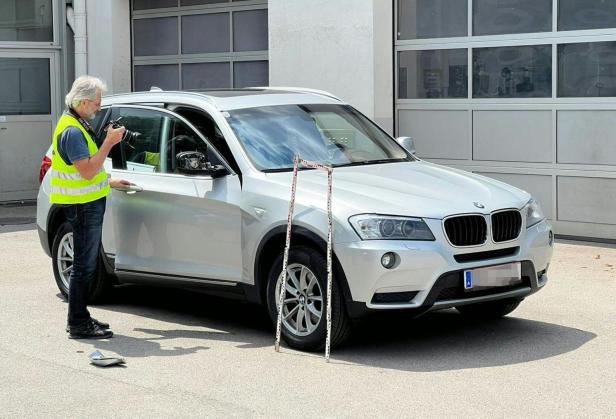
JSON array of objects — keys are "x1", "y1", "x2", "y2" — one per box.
[{"x1": 333, "y1": 158, "x2": 408, "y2": 168}]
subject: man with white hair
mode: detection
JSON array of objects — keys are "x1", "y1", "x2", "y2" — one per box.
[{"x1": 50, "y1": 75, "x2": 129, "y2": 339}]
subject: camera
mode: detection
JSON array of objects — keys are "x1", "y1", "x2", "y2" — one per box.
[{"x1": 107, "y1": 117, "x2": 140, "y2": 145}]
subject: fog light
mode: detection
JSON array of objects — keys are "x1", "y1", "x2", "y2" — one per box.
[
  {"x1": 381, "y1": 252, "x2": 397, "y2": 269},
  {"x1": 548, "y1": 230, "x2": 554, "y2": 246}
]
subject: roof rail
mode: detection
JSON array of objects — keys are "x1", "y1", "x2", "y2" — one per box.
[
  {"x1": 254, "y1": 87, "x2": 342, "y2": 102},
  {"x1": 103, "y1": 90, "x2": 220, "y2": 108}
]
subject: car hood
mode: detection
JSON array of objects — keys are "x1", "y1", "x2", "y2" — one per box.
[{"x1": 264, "y1": 161, "x2": 530, "y2": 219}]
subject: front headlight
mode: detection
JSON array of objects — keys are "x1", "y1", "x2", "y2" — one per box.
[
  {"x1": 525, "y1": 198, "x2": 545, "y2": 228},
  {"x1": 349, "y1": 214, "x2": 435, "y2": 240}
]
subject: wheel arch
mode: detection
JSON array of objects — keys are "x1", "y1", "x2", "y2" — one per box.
[{"x1": 250, "y1": 225, "x2": 353, "y2": 309}]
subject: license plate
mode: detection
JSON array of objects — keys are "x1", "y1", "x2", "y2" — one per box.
[{"x1": 463, "y1": 262, "x2": 522, "y2": 291}]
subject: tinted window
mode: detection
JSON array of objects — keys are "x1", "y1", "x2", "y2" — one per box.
[
  {"x1": 473, "y1": 45, "x2": 552, "y2": 98},
  {"x1": 233, "y1": 61, "x2": 268, "y2": 88},
  {"x1": 182, "y1": 62, "x2": 230, "y2": 89},
  {"x1": 181, "y1": 13, "x2": 230, "y2": 54},
  {"x1": 233, "y1": 9, "x2": 268, "y2": 51},
  {"x1": 0, "y1": 0, "x2": 53, "y2": 42},
  {"x1": 473, "y1": 0, "x2": 552, "y2": 36},
  {"x1": 558, "y1": 42, "x2": 616, "y2": 97},
  {"x1": 397, "y1": 0, "x2": 468, "y2": 40},
  {"x1": 398, "y1": 49, "x2": 468, "y2": 99},
  {"x1": 133, "y1": 17, "x2": 178, "y2": 56},
  {"x1": 0, "y1": 58, "x2": 50, "y2": 115},
  {"x1": 559, "y1": 0, "x2": 616, "y2": 31},
  {"x1": 134, "y1": 64, "x2": 179, "y2": 91}
]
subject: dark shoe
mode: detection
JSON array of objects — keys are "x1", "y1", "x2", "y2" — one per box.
[
  {"x1": 66, "y1": 317, "x2": 110, "y2": 333},
  {"x1": 91, "y1": 317, "x2": 110, "y2": 330},
  {"x1": 69, "y1": 321, "x2": 113, "y2": 340}
]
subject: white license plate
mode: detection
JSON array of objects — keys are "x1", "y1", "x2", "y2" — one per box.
[{"x1": 463, "y1": 262, "x2": 522, "y2": 291}]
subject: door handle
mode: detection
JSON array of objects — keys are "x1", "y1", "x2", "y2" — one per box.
[{"x1": 114, "y1": 183, "x2": 143, "y2": 194}]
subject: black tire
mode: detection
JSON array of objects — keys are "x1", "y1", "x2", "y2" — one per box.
[
  {"x1": 455, "y1": 298, "x2": 522, "y2": 319},
  {"x1": 51, "y1": 220, "x2": 111, "y2": 303},
  {"x1": 266, "y1": 246, "x2": 352, "y2": 351}
]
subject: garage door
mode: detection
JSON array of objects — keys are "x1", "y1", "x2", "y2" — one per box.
[{"x1": 131, "y1": 0, "x2": 268, "y2": 91}]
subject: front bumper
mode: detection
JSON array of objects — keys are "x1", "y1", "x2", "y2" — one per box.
[{"x1": 335, "y1": 219, "x2": 553, "y2": 317}]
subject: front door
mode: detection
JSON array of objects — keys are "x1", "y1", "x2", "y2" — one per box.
[{"x1": 108, "y1": 105, "x2": 242, "y2": 282}]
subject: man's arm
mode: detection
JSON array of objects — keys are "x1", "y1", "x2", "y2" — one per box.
[{"x1": 73, "y1": 125, "x2": 125, "y2": 180}]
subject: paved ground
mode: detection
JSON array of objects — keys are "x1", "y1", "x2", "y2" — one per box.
[{"x1": 0, "y1": 213, "x2": 615, "y2": 417}]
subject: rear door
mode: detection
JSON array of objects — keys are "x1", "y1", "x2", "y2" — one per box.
[{"x1": 108, "y1": 105, "x2": 242, "y2": 283}]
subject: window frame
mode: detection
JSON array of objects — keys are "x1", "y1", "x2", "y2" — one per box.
[{"x1": 106, "y1": 104, "x2": 236, "y2": 177}]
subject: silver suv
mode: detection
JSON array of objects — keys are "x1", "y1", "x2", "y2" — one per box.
[{"x1": 37, "y1": 88, "x2": 554, "y2": 350}]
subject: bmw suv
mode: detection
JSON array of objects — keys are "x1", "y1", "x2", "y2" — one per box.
[{"x1": 37, "y1": 88, "x2": 553, "y2": 350}]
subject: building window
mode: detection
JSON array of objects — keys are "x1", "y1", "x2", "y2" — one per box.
[
  {"x1": 0, "y1": 58, "x2": 50, "y2": 115},
  {"x1": 559, "y1": 0, "x2": 616, "y2": 31},
  {"x1": 473, "y1": 45, "x2": 552, "y2": 98},
  {"x1": 473, "y1": 0, "x2": 552, "y2": 36},
  {"x1": 233, "y1": 9, "x2": 268, "y2": 52},
  {"x1": 133, "y1": 17, "x2": 179, "y2": 56},
  {"x1": 233, "y1": 60, "x2": 268, "y2": 88},
  {"x1": 181, "y1": 13, "x2": 230, "y2": 54},
  {"x1": 182, "y1": 62, "x2": 230, "y2": 89},
  {"x1": 133, "y1": 0, "x2": 177, "y2": 10},
  {"x1": 397, "y1": 0, "x2": 468, "y2": 40},
  {"x1": 0, "y1": 0, "x2": 53, "y2": 42},
  {"x1": 398, "y1": 49, "x2": 468, "y2": 99},
  {"x1": 558, "y1": 42, "x2": 616, "y2": 97},
  {"x1": 134, "y1": 64, "x2": 179, "y2": 91}
]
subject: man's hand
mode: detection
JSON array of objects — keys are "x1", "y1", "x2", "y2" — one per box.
[
  {"x1": 110, "y1": 178, "x2": 131, "y2": 189},
  {"x1": 104, "y1": 125, "x2": 126, "y2": 147}
]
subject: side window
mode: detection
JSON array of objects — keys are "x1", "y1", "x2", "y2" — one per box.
[
  {"x1": 173, "y1": 107, "x2": 241, "y2": 176},
  {"x1": 110, "y1": 107, "x2": 164, "y2": 172},
  {"x1": 162, "y1": 115, "x2": 223, "y2": 174}
]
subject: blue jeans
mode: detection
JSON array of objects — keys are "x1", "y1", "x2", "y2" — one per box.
[{"x1": 63, "y1": 197, "x2": 106, "y2": 328}]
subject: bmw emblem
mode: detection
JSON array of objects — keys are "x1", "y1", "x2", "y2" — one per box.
[{"x1": 473, "y1": 202, "x2": 485, "y2": 209}]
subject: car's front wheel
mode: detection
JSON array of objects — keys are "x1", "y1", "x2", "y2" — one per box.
[
  {"x1": 266, "y1": 246, "x2": 351, "y2": 351},
  {"x1": 455, "y1": 298, "x2": 522, "y2": 319},
  {"x1": 51, "y1": 220, "x2": 111, "y2": 303}
]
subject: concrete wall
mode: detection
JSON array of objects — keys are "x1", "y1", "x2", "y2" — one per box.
[
  {"x1": 268, "y1": 0, "x2": 394, "y2": 134},
  {"x1": 85, "y1": 0, "x2": 131, "y2": 94}
]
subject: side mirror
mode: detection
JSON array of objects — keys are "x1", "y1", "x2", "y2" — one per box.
[
  {"x1": 396, "y1": 136, "x2": 416, "y2": 155},
  {"x1": 176, "y1": 151, "x2": 228, "y2": 178}
]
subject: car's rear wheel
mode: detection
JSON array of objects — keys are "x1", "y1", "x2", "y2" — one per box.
[
  {"x1": 266, "y1": 246, "x2": 351, "y2": 351},
  {"x1": 455, "y1": 298, "x2": 522, "y2": 319},
  {"x1": 51, "y1": 221, "x2": 111, "y2": 303}
]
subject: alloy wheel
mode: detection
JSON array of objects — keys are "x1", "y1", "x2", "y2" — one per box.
[
  {"x1": 275, "y1": 263, "x2": 324, "y2": 337},
  {"x1": 57, "y1": 232, "x2": 73, "y2": 289}
]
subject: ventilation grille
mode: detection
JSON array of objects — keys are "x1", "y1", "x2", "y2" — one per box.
[
  {"x1": 444, "y1": 215, "x2": 487, "y2": 246},
  {"x1": 492, "y1": 210, "x2": 522, "y2": 242}
]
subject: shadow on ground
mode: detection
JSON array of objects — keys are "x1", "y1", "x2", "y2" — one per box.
[{"x1": 63, "y1": 284, "x2": 596, "y2": 371}]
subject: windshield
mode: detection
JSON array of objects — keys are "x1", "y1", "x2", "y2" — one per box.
[{"x1": 226, "y1": 104, "x2": 412, "y2": 171}]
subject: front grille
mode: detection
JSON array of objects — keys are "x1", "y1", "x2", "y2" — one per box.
[
  {"x1": 444, "y1": 215, "x2": 487, "y2": 246},
  {"x1": 492, "y1": 210, "x2": 522, "y2": 242},
  {"x1": 371, "y1": 291, "x2": 418, "y2": 304},
  {"x1": 454, "y1": 247, "x2": 519, "y2": 263}
]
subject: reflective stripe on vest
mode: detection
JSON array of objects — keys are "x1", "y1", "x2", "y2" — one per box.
[{"x1": 49, "y1": 113, "x2": 110, "y2": 205}]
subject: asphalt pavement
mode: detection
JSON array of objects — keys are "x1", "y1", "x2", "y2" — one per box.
[{"x1": 0, "y1": 214, "x2": 614, "y2": 418}]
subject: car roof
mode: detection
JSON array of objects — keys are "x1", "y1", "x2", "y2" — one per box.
[{"x1": 103, "y1": 87, "x2": 344, "y2": 111}]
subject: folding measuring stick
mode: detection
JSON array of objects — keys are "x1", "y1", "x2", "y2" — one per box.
[{"x1": 274, "y1": 155, "x2": 334, "y2": 361}]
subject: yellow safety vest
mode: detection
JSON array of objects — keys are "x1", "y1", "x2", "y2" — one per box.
[{"x1": 50, "y1": 113, "x2": 110, "y2": 204}]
